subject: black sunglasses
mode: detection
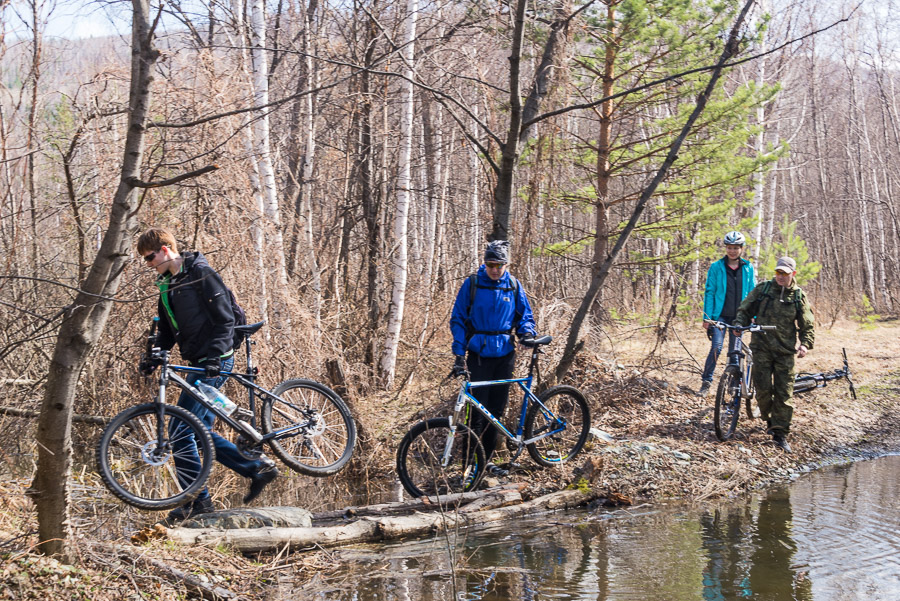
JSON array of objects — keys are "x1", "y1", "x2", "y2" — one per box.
[{"x1": 143, "y1": 251, "x2": 158, "y2": 262}]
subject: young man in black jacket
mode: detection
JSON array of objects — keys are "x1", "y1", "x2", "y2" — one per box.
[{"x1": 137, "y1": 228, "x2": 277, "y2": 522}]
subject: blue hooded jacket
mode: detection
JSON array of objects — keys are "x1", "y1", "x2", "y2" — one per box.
[
  {"x1": 450, "y1": 266, "x2": 537, "y2": 358},
  {"x1": 703, "y1": 256, "x2": 755, "y2": 321}
]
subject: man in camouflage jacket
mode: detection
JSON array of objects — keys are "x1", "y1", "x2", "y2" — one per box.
[{"x1": 735, "y1": 256, "x2": 815, "y2": 453}]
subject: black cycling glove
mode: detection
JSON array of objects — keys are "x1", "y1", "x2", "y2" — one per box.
[
  {"x1": 201, "y1": 358, "x2": 221, "y2": 379},
  {"x1": 451, "y1": 355, "x2": 467, "y2": 377},
  {"x1": 138, "y1": 355, "x2": 156, "y2": 376}
]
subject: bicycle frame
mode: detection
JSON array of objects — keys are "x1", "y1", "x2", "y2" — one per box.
[
  {"x1": 150, "y1": 352, "x2": 317, "y2": 448},
  {"x1": 442, "y1": 345, "x2": 564, "y2": 467},
  {"x1": 724, "y1": 334, "x2": 754, "y2": 400},
  {"x1": 793, "y1": 348, "x2": 856, "y2": 398}
]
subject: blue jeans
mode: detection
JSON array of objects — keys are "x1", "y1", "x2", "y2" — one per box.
[
  {"x1": 701, "y1": 318, "x2": 738, "y2": 383},
  {"x1": 170, "y1": 355, "x2": 263, "y2": 502}
]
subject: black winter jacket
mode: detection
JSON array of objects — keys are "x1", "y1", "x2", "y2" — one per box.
[{"x1": 156, "y1": 252, "x2": 234, "y2": 364}]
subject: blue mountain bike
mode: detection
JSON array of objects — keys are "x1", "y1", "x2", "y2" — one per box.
[{"x1": 396, "y1": 336, "x2": 590, "y2": 498}]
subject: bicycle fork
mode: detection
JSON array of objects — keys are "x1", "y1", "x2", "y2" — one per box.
[{"x1": 442, "y1": 389, "x2": 468, "y2": 469}]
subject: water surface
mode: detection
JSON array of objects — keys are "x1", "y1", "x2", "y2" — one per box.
[{"x1": 296, "y1": 454, "x2": 900, "y2": 600}]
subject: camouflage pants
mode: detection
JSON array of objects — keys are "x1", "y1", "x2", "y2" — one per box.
[{"x1": 751, "y1": 346, "x2": 796, "y2": 435}]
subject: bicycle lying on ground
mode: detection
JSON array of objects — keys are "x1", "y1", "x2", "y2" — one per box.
[
  {"x1": 707, "y1": 320, "x2": 857, "y2": 441},
  {"x1": 395, "y1": 336, "x2": 590, "y2": 498},
  {"x1": 97, "y1": 318, "x2": 357, "y2": 510}
]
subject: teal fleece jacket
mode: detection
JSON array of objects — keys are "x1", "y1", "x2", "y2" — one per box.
[{"x1": 702, "y1": 256, "x2": 755, "y2": 321}]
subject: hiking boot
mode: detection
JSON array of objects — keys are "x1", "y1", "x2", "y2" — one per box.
[
  {"x1": 166, "y1": 497, "x2": 215, "y2": 523},
  {"x1": 697, "y1": 382, "x2": 711, "y2": 398},
  {"x1": 772, "y1": 433, "x2": 792, "y2": 453},
  {"x1": 244, "y1": 459, "x2": 279, "y2": 504}
]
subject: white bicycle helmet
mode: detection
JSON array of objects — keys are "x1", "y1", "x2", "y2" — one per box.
[{"x1": 723, "y1": 231, "x2": 745, "y2": 246}]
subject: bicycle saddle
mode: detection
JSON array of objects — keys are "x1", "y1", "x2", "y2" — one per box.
[
  {"x1": 521, "y1": 335, "x2": 552, "y2": 347},
  {"x1": 235, "y1": 320, "x2": 266, "y2": 337}
]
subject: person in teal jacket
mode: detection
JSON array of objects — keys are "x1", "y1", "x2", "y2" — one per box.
[{"x1": 699, "y1": 231, "x2": 755, "y2": 397}]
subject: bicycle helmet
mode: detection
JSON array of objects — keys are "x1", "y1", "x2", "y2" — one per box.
[{"x1": 723, "y1": 231, "x2": 745, "y2": 246}]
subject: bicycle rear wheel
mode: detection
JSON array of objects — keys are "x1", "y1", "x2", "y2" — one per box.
[
  {"x1": 714, "y1": 367, "x2": 742, "y2": 441},
  {"x1": 524, "y1": 386, "x2": 591, "y2": 467},
  {"x1": 96, "y1": 403, "x2": 214, "y2": 510},
  {"x1": 396, "y1": 418, "x2": 486, "y2": 498},
  {"x1": 262, "y1": 379, "x2": 357, "y2": 476}
]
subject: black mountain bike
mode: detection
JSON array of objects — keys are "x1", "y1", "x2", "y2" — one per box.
[
  {"x1": 708, "y1": 321, "x2": 856, "y2": 441},
  {"x1": 96, "y1": 318, "x2": 357, "y2": 510}
]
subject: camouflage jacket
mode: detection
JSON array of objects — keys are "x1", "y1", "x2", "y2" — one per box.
[{"x1": 734, "y1": 279, "x2": 815, "y2": 355}]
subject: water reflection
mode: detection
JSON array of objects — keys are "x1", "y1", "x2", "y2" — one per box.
[{"x1": 299, "y1": 455, "x2": 900, "y2": 600}]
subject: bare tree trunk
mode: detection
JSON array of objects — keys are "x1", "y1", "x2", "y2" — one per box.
[
  {"x1": 26, "y1": 0, "x2": 42, "y2": 273},
  {"x1": 360, "y1": 12, "x2": 382, "y2": 368},
  {"x1": 228, "y1": 0, "x2": 269, "y2": 322},
  {"x1": 249, "y1": 0, "x2": 292, "y2": 331},
  {"x1": 380, "y1": 0, "x2": 417, "y2": 388},
  {"x1": 31, "y1": 0, "x2": 159, "y2": 559},
  {"x1": 469, "y1": 110, "x2": 482, "y2": 263},
  {"x1": 489, "y1": 0, "x2": 528, "y2": 242}
]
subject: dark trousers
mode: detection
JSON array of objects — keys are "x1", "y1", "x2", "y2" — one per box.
[
  {"x1": 702, "y1": 316, "x2": 738, "y2": 383},
  {"x1": 171, "y1": 355, "x2": 264, "y2": 502},
  {"x1": 466, "y1": 351, "x2": 516, "y2": 462}
]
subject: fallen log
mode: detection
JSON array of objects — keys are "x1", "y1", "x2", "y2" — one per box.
[
  {"x1": 167, "y1": 487, "x2": 600, "y2": 554},
  {"x1": 311, "y1": 483, "x2": 527, "y2": 522}
]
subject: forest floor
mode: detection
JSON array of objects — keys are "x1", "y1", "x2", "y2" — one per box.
[{"x1": 2, "y1": 318, "x2": 898, "y2": 599}]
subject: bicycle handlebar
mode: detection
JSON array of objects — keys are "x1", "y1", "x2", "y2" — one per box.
[{"x1": 704, "y1": 320, "x2": 776, "y2": 333}]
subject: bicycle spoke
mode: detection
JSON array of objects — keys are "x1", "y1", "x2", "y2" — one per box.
[
  {"x1": 396, "y1": 418, "x2": 485, "y2": 498},
  {"x1": 97, "y1": 404, "x2": 214, "y2": 510},
  {"x1": 263, "y1": 380, "x2": 356, "y2": 476},
  {"x1": 525, "y1": 386, "x2": 590, "y2": 467}
]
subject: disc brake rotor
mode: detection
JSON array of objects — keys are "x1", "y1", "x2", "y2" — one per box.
[{"x1": 141, "y1": 441, "x2": 171, "y2": 466}]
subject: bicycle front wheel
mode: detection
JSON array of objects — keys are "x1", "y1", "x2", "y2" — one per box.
[
  {"x1": 524, "y1": 386, "x2": 591, "y2": 467},
  {"x1": 262, "y1": 379, "x2": 357, "y2": 476},
  {"x1": 96, "y1": 403, "x2": 214, "y2": 510},
  {"x1": 396, "y1": 418, "x2": 486, "y2": 498},
  {"x1": 714, "y1": 367, "x2": 742, "y2": 441}
]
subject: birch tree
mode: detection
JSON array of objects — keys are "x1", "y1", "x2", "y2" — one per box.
[
  {"x1": 249, "y1": 0, "x2": 292, "y2": 331},
  {"x1": 380, "y1": 0, "x2": 417, "y2": 388}
]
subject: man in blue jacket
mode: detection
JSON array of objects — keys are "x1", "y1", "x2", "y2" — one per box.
[
  {"x1": 699, "y1": 231, "x2": 755, "y2": 397},
  {"x1": 450, "y1": 240, "x2": 537, "y2": 475}
]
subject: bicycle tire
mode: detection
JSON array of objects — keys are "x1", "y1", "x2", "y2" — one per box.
[
  {"x1": 396, "y1": 418, "x2": 486, "y2": 498},
  {"x1": 714, "y1": 367, "x2": 741, "y2": 441},
  {"x1": 262, "y1": 378, "x2": 357, "y2": 476},
  {"x1": 524, "y1": 385, "x2": 591, "y2": 467},
  {"x1": 96, "y1": 403, "x2": 214, "y2": 510}
]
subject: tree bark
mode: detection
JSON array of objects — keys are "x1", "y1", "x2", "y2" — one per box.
[
  {"x1": 249, "y1": 0, "x2": 292, "y2": 332},
  {"x1": 380, "y1": 0, "x2": 417, "y2": 388},
  {"x1": 167, "y1": 488, "x2": 597, "y2": 553},
  {"x1": 30, "y1": 0, "x2": 159, "y2": 560},
  {"x1": 489, "y1": 0, "x2": 528, "y2": 242}
]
